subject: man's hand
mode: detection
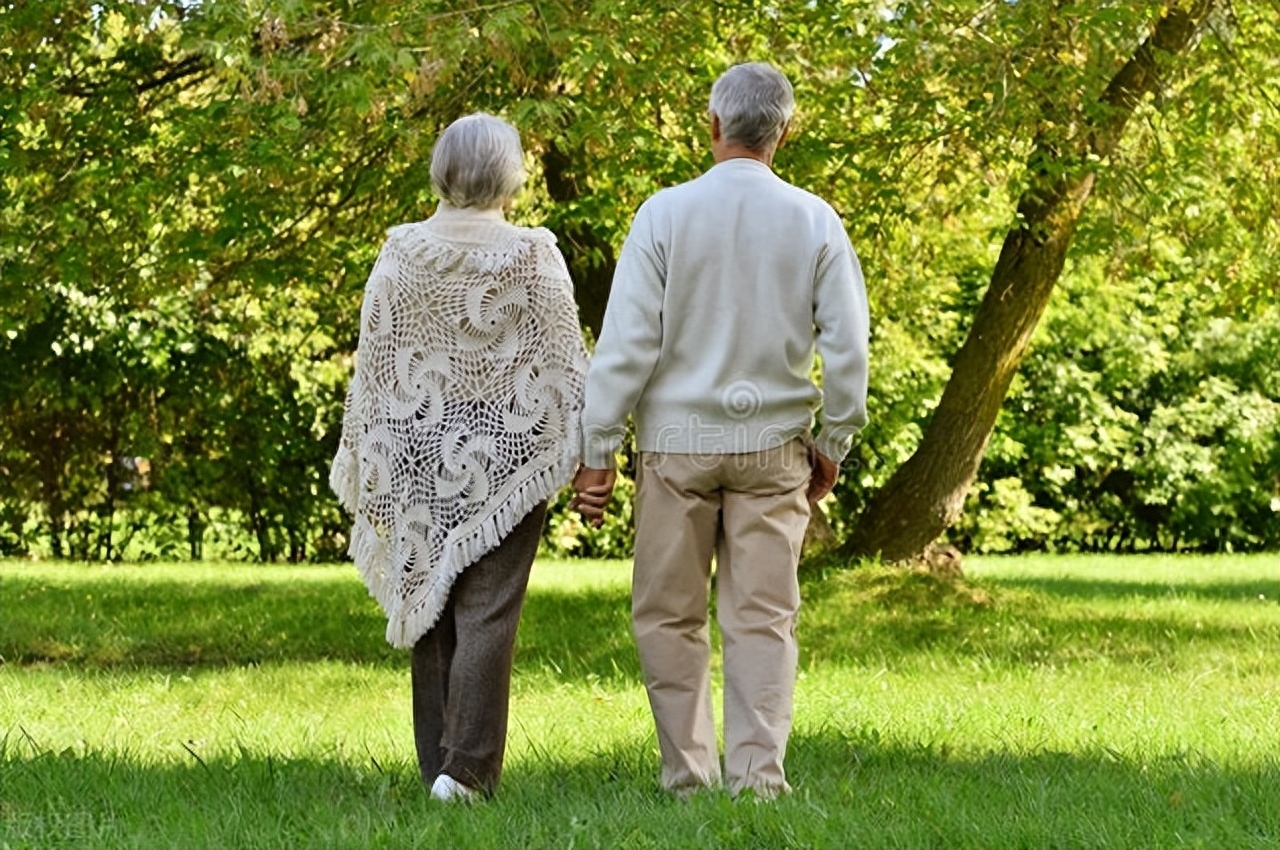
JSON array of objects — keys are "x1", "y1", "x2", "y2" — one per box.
[
  {"x1": 571, "y1": 466, "x2": 617, "y2": 528},
  {"x1": 806, "y1": 449, "x2": 838, "y2": 502}
]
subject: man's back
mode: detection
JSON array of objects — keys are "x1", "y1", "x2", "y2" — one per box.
[{"x1": 582, "y1": 157, "x2": 868, "y2": 463}]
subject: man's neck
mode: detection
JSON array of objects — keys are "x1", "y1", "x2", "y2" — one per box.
[{"x1": 712, "y1": 142, "x2": 775, "y2": 168}]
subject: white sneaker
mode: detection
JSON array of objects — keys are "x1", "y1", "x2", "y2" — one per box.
[{"x1": 431, "y1": 773, "x2": 479, "y2": 802}]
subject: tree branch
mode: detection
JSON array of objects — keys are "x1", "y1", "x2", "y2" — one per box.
[
  {"x1": 1090, "y1": 0, "x2": 1214, "y2": 159},
  {"x1": 135, "y1": 54, "x2": 212, "y2": 94}
]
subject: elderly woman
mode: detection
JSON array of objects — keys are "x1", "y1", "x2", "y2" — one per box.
[{"x1": 330, "y1": 113, "x2": 587, "y2": 801}]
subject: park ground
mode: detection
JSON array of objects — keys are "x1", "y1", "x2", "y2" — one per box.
[{"x1": 1, "y1": 553, "x2": 1277, "y2": 849}]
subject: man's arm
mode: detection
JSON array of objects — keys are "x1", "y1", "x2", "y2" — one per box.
[
  {"x1": 807, "y1": 449, "x2": 839, "y2": 502},
  {"x1": 812, "y1": 211, "x2": 870, "y2": 467},
  {"x1": 580, "y1": 200, "x2": 667, "y2": 469}
]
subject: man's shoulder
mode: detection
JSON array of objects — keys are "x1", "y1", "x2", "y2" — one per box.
[
  {"x1": 637, "y1": 167, "x2": 842, "y2": 224},
  {"x1": 772, "y1": 177, "x2": 842, "y2": 217},
  {"x1": 639, "y1": 178, "x2": 701, "y2": 211},
  {"x1": 635, "y1": 169, "x2": 764, "y2": 220}
]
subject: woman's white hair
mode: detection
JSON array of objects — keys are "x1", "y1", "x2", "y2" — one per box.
[
  {"x1": 709, "y1": 63, "x2": 795, "y2": 153},
  {"x1": 430, "y1": 113, "x2": 526, "y2": 209}
]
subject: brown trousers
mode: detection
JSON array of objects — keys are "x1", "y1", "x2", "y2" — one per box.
[
  {"x1": 410, "y1": 502, "x2": 547, "y2": 794},
  {"x1": 632, "y1": 439, "x2": 811, "y2": 797}
]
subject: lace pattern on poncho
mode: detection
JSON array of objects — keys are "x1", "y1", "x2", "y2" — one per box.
[{"x1": 330, "y1": 209, "x2": 587, "y2": 648}]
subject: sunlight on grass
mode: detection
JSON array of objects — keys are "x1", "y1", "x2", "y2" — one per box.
[{"x1": 1, "y1": 553, "x2": 1277, "y2": 849}]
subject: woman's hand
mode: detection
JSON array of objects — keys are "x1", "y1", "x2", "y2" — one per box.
[{"x1": 571, "y1": 466, "x2": 617, "y2": 527}]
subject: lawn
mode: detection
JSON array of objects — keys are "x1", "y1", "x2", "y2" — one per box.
[{"x1": 1, "y1": 553, "x2": 1276, "y2": 849}]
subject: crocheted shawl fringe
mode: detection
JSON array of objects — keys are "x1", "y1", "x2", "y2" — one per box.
[
  {"x1": 330, "y1": 219, "x2": 587, "y2": 649},
  {"x1": 334, "y1": 443, "x2": 578, "y2": 649}
]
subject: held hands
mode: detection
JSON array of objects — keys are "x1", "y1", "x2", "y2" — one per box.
[
  {"x1": 807, "y1": 448, "x2": 838, "y2": 503},
  {"x1": 570, "y1": 466, "x2": 616, "y2": 528},
  {"x1": 570, "y1": 448, "x2": 832, "y2": 526}
]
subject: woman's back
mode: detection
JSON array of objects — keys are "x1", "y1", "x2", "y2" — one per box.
[{"x1": 332, "y1": 204, "x2": 586, "y2": 649}]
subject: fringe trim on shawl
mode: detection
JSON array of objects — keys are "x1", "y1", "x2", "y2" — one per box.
[
  {"x1": 328, "y1": 446, "x2": 360, "y2": 516},
  {"x1": 347, "y1": 443, "x2": 580, "y2": 649}
]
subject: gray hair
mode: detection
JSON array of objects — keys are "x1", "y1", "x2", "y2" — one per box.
[
  {"x1": 430, "y1": 113, "x2": 526, "y2": 209},
  {"x1": 708, "y1": 63, "x2": 795, "y2": 153}
]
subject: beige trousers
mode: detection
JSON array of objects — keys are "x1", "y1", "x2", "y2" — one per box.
[{"x1": 632, "y1": 438, "x2": 812, "y2": 797}]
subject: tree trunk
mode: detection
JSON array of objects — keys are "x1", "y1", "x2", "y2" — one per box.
[
  {"x1": 844, "y1": 0, "x2": 1215, "y2": 562},
  {"x1": 542, "y1": 141, "x2": 617, "y2": 338},
  {"x1": 187, "y1": 506, "x2": 205, "y2": 561},
  {"x1": 288, "y1": 526, "x2": 305, "y2": 564},
  {"x1": 49, "y1": 511, "x2": 64, "y2": 560},
  {"x1": 100, "y1": 442, "x2": 120, "y2": 563},
  {"x1": 39, "y1": 430, "x2": 68, "y2": 559},
  {"x1": 246, "y1": 483, "x2": 276, "y2": 562}
]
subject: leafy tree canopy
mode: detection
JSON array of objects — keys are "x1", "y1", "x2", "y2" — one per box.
[{"x1": 1, "y1": 0, "x2": 1275, "y2": 560}]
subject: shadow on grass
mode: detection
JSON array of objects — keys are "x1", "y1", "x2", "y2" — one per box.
[
  {"x1": 0, "y1": 573, "x2": 639, "y2": 678},
  {"x1": 2, "y1": 730, "x2": 1276, "y2": 850},
  {"x1": 0, "y1": 576, "x2": 401, "y2": 668},
  {"x1": 799, "y1": 566, "x2": 1278, "y2": 670},
  {"x1": 2, "y1": 566, "x2": 1274, "y2": 676},
  {"x1": 517, "y1": 587, "x2": 639, "y2": 679}
]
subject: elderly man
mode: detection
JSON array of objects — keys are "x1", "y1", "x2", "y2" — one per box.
[{"x1": 573, "y1": 62, "x2": 869, "y2": 798}]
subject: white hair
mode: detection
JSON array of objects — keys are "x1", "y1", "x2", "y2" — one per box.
[
  {"x1": 430, "y1": 113, "x2": 526, "y2": 209},
  {"x1": 708, "y1": 63, "x2": 795, "y2": 153}
]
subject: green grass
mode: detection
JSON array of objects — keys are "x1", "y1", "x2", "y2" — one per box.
[{"x1": 1, "y1": 553, "x2": 1276, "y2": 849}]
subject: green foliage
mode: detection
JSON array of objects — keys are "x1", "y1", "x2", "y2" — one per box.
[
  {"x1": 542, "y1": 468, "x2": 636, "y2": 560},
  {"x1": 817, "y1": 0, "x2": 1280, "y2": 554},
  {"x1": 1, "y1": 1, "x2": 1276, "y2": 560},
  {"x1": 954, "y1": 261, "x2": 1280, "y2": 553},
  {"x1": 1, "y1": 0, "x2": 425, "y2": 560}
]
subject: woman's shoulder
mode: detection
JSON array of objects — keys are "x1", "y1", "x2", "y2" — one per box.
[
  {"x1": 373, "y1": 220, "x2": 565, "y2": 281},
  {"x1": 507, "y1": 224, "x2": 559, "y2": 248},
  {"x1": 384, "y1": 218, "x2": 556, "y2": 248},
  {"x1": 385, "y1": 220, "x2": 430, "y2": 243},
  {"x1": 369, "y1": 221, "x2": 429, "y2": 259}
]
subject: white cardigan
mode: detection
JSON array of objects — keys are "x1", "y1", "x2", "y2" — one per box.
[{"x1": 582, "y1": 158, "x2": 869, "y2": 467}]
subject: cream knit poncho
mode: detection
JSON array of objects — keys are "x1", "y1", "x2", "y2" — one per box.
[{"x1": 330, "y1": 206, "x2": 588, "y2": 648}]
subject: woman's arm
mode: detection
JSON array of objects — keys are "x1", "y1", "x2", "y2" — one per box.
[{"x1": 330, "y1": 239, "x2": 399, "y2": 513}]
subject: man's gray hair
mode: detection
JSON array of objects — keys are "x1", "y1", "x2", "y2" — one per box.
[
  {"x1": 430, "y1": 113, "x2": 526, "y2": 209},
  {"x1": 709, "y1": 63, "x2": 795, "y2": 153}
]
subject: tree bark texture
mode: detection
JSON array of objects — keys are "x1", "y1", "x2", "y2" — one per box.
[{"x1": 844, "y1": 0, "x2": 1216, "y2": 562}]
